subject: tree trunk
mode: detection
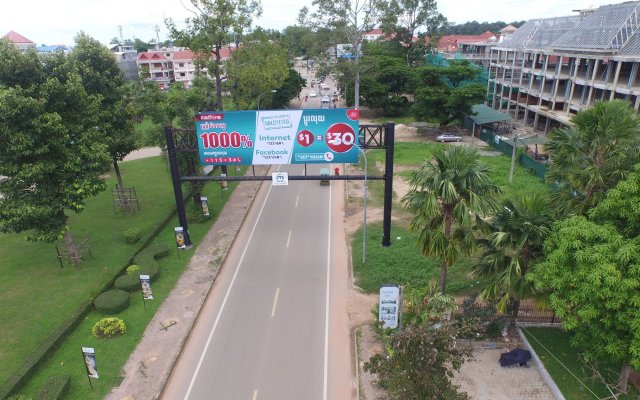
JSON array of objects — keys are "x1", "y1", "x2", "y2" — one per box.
[
  {"x1": 439, "y1": 260, "x2": 447, "y2": 294},
  {"x1": 113, "y1": 159, "x2": 129, "y2": 209},
  {"x1": 618, "y1": 363, "x2": 631, "y2": 393},
  {"x1": 440, "y1": 210, "x2": 453, "y2": 294},
  {"x1": 510, "y1": 298, "x2": 520, "y2": 332},
  {"x1": 64, "y1": 230, "x2": 80, "y2": 266}
]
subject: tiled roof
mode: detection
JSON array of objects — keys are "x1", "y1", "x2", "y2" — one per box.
[
  {"x1": 137, "y1": 52, "x2": 168, "y2": 61},
  {"x1": 500, "y1": 24, "x2": 518, "y2": 33},
  {"x1": 173, "y1": 50, "x2": 195, "y2": 60},
  {"x1": 365, "y1": 28, "x2": 383, "y2": 36},
  {"x1": 2, "y1": 30, "x2": 34, "y2": 44}
]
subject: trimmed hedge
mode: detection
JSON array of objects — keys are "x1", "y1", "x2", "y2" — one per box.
[
  {"x1": 123, "y1": 227, "x2": 142, "y2": 244},
  {"x1": 35, "y1": 376, "x2": 69, "y2": 400},
  {"x1": 93, "y1": 290, "x2": 130, "y2": 314},
  {"x1": 114, "y1": 245, "x2": 168, "y2": 292},
  {"x1": 92, "y1": 317, "x2": 126, "y2": 338}
]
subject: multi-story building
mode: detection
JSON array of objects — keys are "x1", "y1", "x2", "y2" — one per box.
[
  {"x1": 488, "y1": 1, "x2": 640, "y2": 133},
  {"x1": 109, "y1": 43, "x2": 138, "y2": 81},
  {"x1": 137, "y1": 49, "x2": 175, "y2": 89},
  {"x1": 2, "y1": 31, "x2": 35, "y2": 52}
]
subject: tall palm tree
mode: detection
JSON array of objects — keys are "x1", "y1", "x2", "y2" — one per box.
[
  {"x1": 473, "y1": 194, "x2": 553, "y2": 329},
  {"x1": 402, "y1": 145, "x2": 501, "y2": 293},
  {"x1": 545, "y1": 99, "x2": 640, "y2": 216}
]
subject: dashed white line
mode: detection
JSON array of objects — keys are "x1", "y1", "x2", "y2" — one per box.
[
  {"x1": 271, "y1": 288, "x2": 280, "y2": 317},
  {"x1": 286, "y1": 230, "x2": 292, "y2": 248},
  {"x1": 252, "y1": 389, "x2": 258, "y2": 400},
  {"x1": 295, "y1": 195, "x2": 299, "y2": 208}
]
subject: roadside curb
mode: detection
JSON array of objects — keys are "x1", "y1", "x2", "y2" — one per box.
[{"x1": 517, "y1": 328, "x2": 566, "y2": 400}]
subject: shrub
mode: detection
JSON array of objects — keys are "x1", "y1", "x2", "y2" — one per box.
[
  {"x1": 126, "y1": 264, "x2": 141, "y2": 274},
  {"x1": 35, "y1": 375, "x2": 69, "y2": 400},
  {"x1": 123, "y1": 227, "x2": 142, "y2": 244},
  {"x1": 115, "y1": 263, "x2": 159, "y2": 292},
  {"x1": 93, "y1": 290, "x2": 130, "y2": 314},
  {"x1": 8, "y1": 395, "x2": 32, "y2": 400},
  {"x1": 92, "y1": 317, "x2": 126, "y2": 338}
]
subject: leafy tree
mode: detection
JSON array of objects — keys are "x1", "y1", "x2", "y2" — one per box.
[
  {"x1": 444, "y1": 20, "x2": 525, "y2": 35},
  {"x1": 378, "y1": 0, "x2": 446, "y2": 65},
  {"x1": 0, "y1": 40, "x2": 111, "y2": 262},
  {"x1": 364, "y1": 323, "x2": 471, "y2": 399},
  {"x1": 70, "y1": 34, "x2": 138, "y2": 199},
  {"x1": 402, "y1": 145, "x2": 501, "y2": 293},
  {"x1": 545, "y1": 99, "x2": 640, "y2": 216},
  {"x1": 473, "y1": 194, "x2": 553, "y2": 329},
  {"x1": 359, "y1": 55, "x2": 414, "y2": 114},
  {"x1": 166, "y1": 0, "x2": 261, "y2": 112},
  {"x1": 528, "y1": 216, "x2": 640, "y2": 392},
  {"x1": 224, "y1": 41, "x2": 290, "y2": 109},
  {"x1": 272, "y1": 68, "x2": 306, "y2": 109},
  {"x1": 311, "y1": 0, "x2": 380, "y2": 108},
  {"x1": 412, "y1": 62, "x2": 485, "y2": 126}
]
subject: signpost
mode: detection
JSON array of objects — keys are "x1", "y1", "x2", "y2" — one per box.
[
  {"x1": 272, "y1": 171, "x2": 289, "y2": 186},
  {"x1": 379, "y1": 285, "x2": 401, "y2": 329}
]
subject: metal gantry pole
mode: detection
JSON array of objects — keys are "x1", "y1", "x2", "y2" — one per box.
[
  {"x1": 164, "y1": 126, "x2": 192, "y2": 247},
  {"x1": 382, "y1": 123, "x2": 395, "y2": 247},
  {"x1": 357, "y1": 147, "x2": 368, "y2": 263}
]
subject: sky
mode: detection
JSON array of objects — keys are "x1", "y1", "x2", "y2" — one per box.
[{"x1": 1, "y1": 0, "x2": 620, "y2": 47}]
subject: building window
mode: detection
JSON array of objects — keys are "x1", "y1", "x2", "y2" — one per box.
[
  {"x1": 179, "y1": 63, "x2": 184, "y2": 67},
  {"x1": 180, "y1": 72, "x2": 186, "y2": 77}
]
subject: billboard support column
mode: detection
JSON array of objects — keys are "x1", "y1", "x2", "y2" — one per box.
[
  {"x1": 382, "y1": 123, "x2": 395, "y2": 247},
  {"x1": 164, "y1": 126, "x2": 192, "y2": 247}
]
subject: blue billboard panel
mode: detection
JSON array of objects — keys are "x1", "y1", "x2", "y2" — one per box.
[{"x1": 195, "y1": 109, "x2": 360, "y2": 165}]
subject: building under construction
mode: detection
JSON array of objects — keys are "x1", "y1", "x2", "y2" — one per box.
[{"x1": 488, "y1": 1, "x2": 640, "y2": 133}]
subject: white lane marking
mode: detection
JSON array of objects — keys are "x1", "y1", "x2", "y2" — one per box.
[
  {"x1": 295, "y1": 195, "x2": 299, "y2": 208},
  {"x1": 252, "y1": 389, "x2": 258, "y2": 400},
  {"x1": 271, "y1": 288, "x2": 280, "y2": 317},
  {"x1": 323, "y1": 181, "x2": 332, "y2": 400},
  {"x1": 183, "y1": 181, "x2": 276, "y2": 400},
  {"x1": 286, "y1": 230, "x2": 292, "y2": 248}
]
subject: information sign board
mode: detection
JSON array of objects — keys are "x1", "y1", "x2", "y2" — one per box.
[
  {"x1": 379, "y1": 285, "x2": 400, "y2": 329},
  {"x1": 195, "y1": 109, "x2": 360, "y2": 166}
]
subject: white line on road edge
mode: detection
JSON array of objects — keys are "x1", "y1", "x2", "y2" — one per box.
[
  {"x1": 323, "y1": 181, "x2": 332, "y2": 400},
  {"x1": 286, "y1": 230, "x2": 292, "y2": 248},
  {"x1": 183, "y1": 178, "x2": 276, "y2": 400},
  {"x1": 252, "y1": 389, "x2": 258, "y2": 400},
  {"x1": 271, "y1": 288, "x2": 280, "y2": 317}
]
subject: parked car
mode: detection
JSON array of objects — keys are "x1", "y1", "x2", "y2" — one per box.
[
  {"x1": 436, "y1": 133, "x2": 463, "y2": 142},
  {"x1": 309, "y1": 90, "x2": 318, "y2": 97}
]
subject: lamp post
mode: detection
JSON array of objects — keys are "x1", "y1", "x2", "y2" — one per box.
[
  {"x1": 357, "y1": 146, "x2": 368, "y2": 264},
  {"x1": 257, "y1": 89, "x2": 277, "y2": 110}
]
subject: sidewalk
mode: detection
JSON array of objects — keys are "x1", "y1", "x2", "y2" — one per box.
[{"x1": 105, "y1": 166, "x2": 269, "y2": 400}]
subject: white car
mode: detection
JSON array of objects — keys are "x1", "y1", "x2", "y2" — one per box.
[
  {"x1": 309, "y1": 91, "x2": 317, "y2": 97},
  {"x1": 436, "y1": 133, "x2": 463, "y2": 142}
]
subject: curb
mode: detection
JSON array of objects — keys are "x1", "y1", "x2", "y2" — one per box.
[{"x1": 517, "y1": 328, "x2": 566, "y2": 400}]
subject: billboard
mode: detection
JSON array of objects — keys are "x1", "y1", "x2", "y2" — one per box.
[
  {"x1": 195, "y1": 109, "x2": 360, "y2": 166},
  {"x1": 379, "y1": 285, "x2": 400, "y2": 329}
]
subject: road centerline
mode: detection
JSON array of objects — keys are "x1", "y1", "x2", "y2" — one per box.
[
  {"x1": 252, "y1": 389, "x2": 258, "y2": 400},
  {"x1": 295, "y1": 195, "x2": 299, "y2": 208},
  {"x1": 271, "y1": 288, "x2": 280, "y2": 317},
  {"x1": 286, "y1": 230, "x2": 292, "y2": 248}
]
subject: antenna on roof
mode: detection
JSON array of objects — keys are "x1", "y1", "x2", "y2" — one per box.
[
  {"x1": 154, "y1": 24, "x2": 160, "y2": 49},
  {"x1": 118, "y1": 25, "x2": 123, "y2": 44}
]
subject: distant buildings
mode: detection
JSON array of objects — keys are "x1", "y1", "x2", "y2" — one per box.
[{"x1": 2, "y1": 31, "x2": 36, "y2": 51}]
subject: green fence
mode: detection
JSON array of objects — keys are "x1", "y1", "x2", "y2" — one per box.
[{"x1": 478, "y1": 130, "x2": 548, "y2": 181}]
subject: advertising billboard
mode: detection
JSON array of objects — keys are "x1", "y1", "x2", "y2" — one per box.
[{"x1": 195, "y1": 108, "x2": 360, "y2": 166}]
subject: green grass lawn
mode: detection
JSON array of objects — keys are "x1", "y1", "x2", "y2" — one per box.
[
  {"x1": 1, "y1": 157, "x2": 243, "y2": 398},
  {"x1": 522, "y1": 327, "x2": 639, "y2": 400}
]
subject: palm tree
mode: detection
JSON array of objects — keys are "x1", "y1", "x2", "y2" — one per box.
[
  {"x1": 402, "y1": 145, "x2": 501, "y2": 294},
  {"x1": 545, "y1": 99, "x2": 640, "y2": 216},
  {"x1": 472, "y1": 194, "x2": 553, "y2": 330}
]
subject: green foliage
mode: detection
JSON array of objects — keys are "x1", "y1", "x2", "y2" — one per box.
[
  {"x1": 545, "y1": 99, "x2": 640, "y2": 216},
  {"x1": 529, "y1": 216, "x2": 640, "y2": 376},
  {"x1": 123, "y1": 228, "x2": 142, "y2": 244},
  {"x1": 126, "y1": 264, "x2": 141, "y2": 274},
  {"x1": 444, "y1": 20, "x2": 526, "y2": 35},
  {"x1": 0, "y1": 40, "x2": 111, "y2": 242},
  {"x1": 402, "y1": 281, "x2": 457, "y2": 326},
  {"x1": 7, "y1": 395, "x2": 32, "y2": 400},
  {"x1": 364, "y1": 324, "x2": 472, "y2": 400},
  {"x1": 272, "y1": 68, "x2": 306, "y2": 109},
  {"x1": 451, "y1": 297, "x2": 504, "y2": 339},
  {"x1": 402, "y1": 145, "x2": 501, "y2": 292},
  {"x1": 92, "y1": 317, "x2": 127, "y2": 338},
  {"x1": 35, "y1": 375, "x2": 69, "y2": 400},
  {"x1": 93, "y1": 290, "x2": 130, "y2": 314},
  {"x1": 115, "y1": 263, "x2": 160, "y2": 292}
]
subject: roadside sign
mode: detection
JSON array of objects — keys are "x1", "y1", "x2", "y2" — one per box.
[
  {"x1": 272, "y1": 172, "x2": 289, "y2": 186},
  {"x1": 379, "y1": 285, "x2": 400, "y2": 329}
]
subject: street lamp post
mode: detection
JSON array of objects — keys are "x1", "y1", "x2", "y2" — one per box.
[
  {"x1": 257, "y1": 89, "x2": 277, "y2": 110},
  {"x1": 357, "y1": 146, "x2": 368, "y2": 264}
]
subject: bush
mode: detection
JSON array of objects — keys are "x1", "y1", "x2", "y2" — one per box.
[
  {"x1": 92, "y1": 317, "x2": 126, "y2": 338},
  {"x1": 8, "y1": 394, "x2": 32, "y2": 400},
  {"x1": 123, "y1": 227, "x2": 142, "y2": 244},
  {"x1": 115, "y1": 263, "x2": 159, "y2": 292},
  {"x1": 93, "y1": 290, "x2": 130, "y2": 314},
  {"x1": 126, "y1": 264, "x2": 141, "y2": 274},
  {"x1": 35, "y1": 375, "x2": 69, "y2": 400}
]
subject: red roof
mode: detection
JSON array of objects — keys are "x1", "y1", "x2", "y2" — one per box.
[
  {"x1": 3, "y1": 31, "x2": 34, "y2": 44},
  {"x1": 137, "y1": 52, "x2": 169, "y2": 61},
  {"x1": 173, "y1": 50, "x2": 195, "y2": 60},
  {"x1": 365, "y1": 29, "x2": 383, "y2": 36},
  {"x1": 436, "y1": 31, "x2": 497, "y2": 50}
]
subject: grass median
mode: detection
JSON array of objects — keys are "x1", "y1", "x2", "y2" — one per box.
[{"x1": 2, "y1": 156, "x2": 244, "y2": 399}]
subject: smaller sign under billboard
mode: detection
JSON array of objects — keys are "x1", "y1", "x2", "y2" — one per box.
[{"x1": 379, "y1": 285, "x2": 401, "y2": 329}]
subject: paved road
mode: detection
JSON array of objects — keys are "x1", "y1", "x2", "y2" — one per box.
[{"x1": 162, "y1": 164, "x2": 351, "y2": 399}]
